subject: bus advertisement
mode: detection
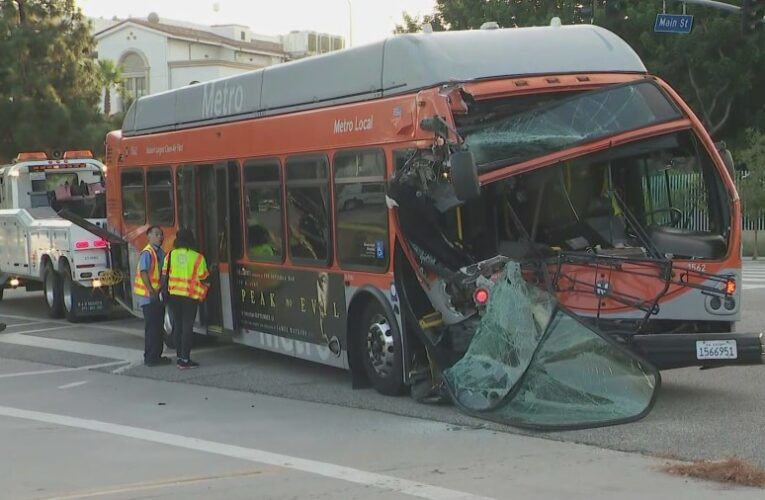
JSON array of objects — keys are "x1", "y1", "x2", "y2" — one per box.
[{"x1": 103, "y1": 24, "x2": 763, "y2": 429}]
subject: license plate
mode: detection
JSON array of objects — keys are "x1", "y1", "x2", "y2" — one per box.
[{"x1": 696, "y1": 340, "x2": 738, "y2": 360}]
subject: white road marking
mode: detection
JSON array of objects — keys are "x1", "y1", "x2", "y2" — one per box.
[
  {"x1": 0, "y1": 332, "x2": 142, "y2": 361},
  {"x1": 3, "y1": 325, "x2": 77, "y2": 335},
  {"x1": 0, "y1": 405, "x2": 493, "y2": 500},
  {"x1": 0, "y1": 313, "x2": 144, "y2": 337},
  {"x1": 0, "y1": 361, "x2": 128, "y2": 379},
  {"x1": 58, "y1": 381, "x2": 88, "y2": 390}
]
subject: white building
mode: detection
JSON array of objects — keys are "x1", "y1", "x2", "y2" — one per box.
[{"x1": 93, "y1": 15, "x2": 290, "y2": 114}]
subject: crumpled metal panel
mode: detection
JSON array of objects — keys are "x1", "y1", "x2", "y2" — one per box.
[{"x1": 443, "y1": 261, "x2": 659, "y2": 429}]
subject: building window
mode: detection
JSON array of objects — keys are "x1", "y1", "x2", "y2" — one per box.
[
  {"x1": 147, "y1": 168, "x2": 174, "y2": 226},
  {"x1": 244, "y1": 160, "x2": 283, "y2": 262},
  {"x1": 121, "y1": 169, "x2": 145, "y2": 225},
  {"x1": 334, "y1": 149, "x2": 388, "y2": 271},
  {"x1": 286, "y1": 155, "x2": 330, "y2": 264},
  {"x1": 120, "y1": 51, "x2": 149, "y2": 107}
]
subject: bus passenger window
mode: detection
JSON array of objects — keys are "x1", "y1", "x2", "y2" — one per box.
[
  {"x1": 121, "y1": 169, "x2": 146, "y2": 225},
  {"x1": 244, "y1": 160, "x2": 283, "y2": 261},
  {"x1": 286, "y1": 156, "x2": 330, "y2": 264},
  {"x1": 334, "y1": 149, "x2": 388, "y2": 270},
  {"x1": 147, "y1": 168, "x2": 174, "y2": 226},
  {"x1": 176, "y1": 165, "x2": 198, "y2": 233}
]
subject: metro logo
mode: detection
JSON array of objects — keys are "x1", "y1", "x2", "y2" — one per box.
[{"x1": 202, "y1": 81, "x2": 245, "y2": 118}]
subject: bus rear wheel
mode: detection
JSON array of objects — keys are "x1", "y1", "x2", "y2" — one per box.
[
  {"x1": 62, "y1": 263, "x2": 82, "y2": 323},
  {"x1": 360, "y1": 301, "x2": 405, "y2": 396},
  {"x1": 43, "y1": 263, "x2": 64, "y2": 318}
]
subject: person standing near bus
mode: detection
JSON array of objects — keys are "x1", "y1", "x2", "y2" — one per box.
[
  {"x1": 162, "y1": 228, "x2": 209, "y2": 369},
  {"x1": 133, "y1": 225, "x2": 171, "y2": 366}
]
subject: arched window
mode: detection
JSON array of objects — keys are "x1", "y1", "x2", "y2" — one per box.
[{"x1": 120, "y1": 51, "x2": 149, "y2": 106}]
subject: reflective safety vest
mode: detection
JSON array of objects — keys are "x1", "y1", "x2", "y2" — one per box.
[
  {"x1": 162, "y1": 248, "x2": 209, "y2": 301},
  {"x1": 133, "y1": 244, "x2": 161, "y2": 297}
]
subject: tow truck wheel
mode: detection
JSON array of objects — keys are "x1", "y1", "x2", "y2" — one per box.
[
  {"x1": 61, "y1": 264, "x2": 81, "y2": 323},
  {"x1": 43, "y1": 263, "x2": 64, "y2": 318},
  {"x1": 360, "y1": 301, "x2": 406, "y2": 396}
]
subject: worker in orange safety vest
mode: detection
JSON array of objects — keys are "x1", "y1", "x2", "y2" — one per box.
[{"x1": 133, "y1": 225, "x2": 170, "y2": 366}]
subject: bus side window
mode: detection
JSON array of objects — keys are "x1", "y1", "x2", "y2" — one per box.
[
  {"x1": 147, "y1": 167, "x2": 174, "y2": 226},
  {"x1": 176, "y1": 165, "x2": 199, "y2": 233},
  {"x1": 121, "y1": 169, "x2": 146, "y2": 225},
  {"x1": 333, "y1": 149, "x2": 388, "y2": 271},
  {"x1": 286, "y1": 155, "x2": 330, "y2": 265},
  {"x1": 244, "y1": 159, "x2": 283, "y2": 262}
]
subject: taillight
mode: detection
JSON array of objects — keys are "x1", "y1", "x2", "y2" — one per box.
[
  {"x1": 474, "y1": 288, "x2": 490, "y2": 306},
  {"x1": 75, "y1": 239, "x2": 109, "y2": 250}
]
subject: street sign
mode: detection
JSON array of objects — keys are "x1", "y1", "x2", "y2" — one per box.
[{"x1": 654, "y1": 13, "x2": 694, "y2": 33}]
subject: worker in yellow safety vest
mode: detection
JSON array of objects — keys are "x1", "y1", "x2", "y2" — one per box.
[
  {"x1": 133, "y1": 226, "x2": 171, "y2": 366},
  {"x1": 161, "y1": 228, "x2": 209, "y2": 369}
]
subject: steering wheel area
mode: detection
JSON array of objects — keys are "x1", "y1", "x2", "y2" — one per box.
[{"x1": 645, "y1": 207, "x2": 684, "y2": 228}]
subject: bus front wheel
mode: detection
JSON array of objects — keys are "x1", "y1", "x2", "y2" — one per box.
[{"x1": 360, "y1": 301, "x2": 406, "y2": 396}]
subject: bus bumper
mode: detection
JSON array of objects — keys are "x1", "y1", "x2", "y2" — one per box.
[{"x1": 630, "y1": 332, "x2": 764, "y2": 370}]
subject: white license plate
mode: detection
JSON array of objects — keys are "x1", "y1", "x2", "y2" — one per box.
[{"x1": 696, "y1": 340, "x2": 738, "y2": 360}]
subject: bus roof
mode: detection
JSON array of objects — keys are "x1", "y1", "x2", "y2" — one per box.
[{"x1": 121, "y1": 24, "x2": 646, "y2": 137}]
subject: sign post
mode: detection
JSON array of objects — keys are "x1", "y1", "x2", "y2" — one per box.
[{"x1": 654, "y1": 13, "x2": 695, "y2": 33}]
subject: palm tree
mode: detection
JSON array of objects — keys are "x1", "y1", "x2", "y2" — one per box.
[{"x1": 96, "y1": 59, "x2": 122, "y2": 116}]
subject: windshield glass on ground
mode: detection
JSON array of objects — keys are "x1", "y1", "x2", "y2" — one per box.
[{"x1": 457, "y1": 81, "x2": 683, "y2": 171}]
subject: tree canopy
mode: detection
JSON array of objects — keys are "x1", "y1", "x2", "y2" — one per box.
[{"x1": 0, "y1": 0, "x2": 112, "y2": 162}]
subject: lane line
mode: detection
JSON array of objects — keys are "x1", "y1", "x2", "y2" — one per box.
[
  {"x1": 3, "y1": 325, "x2": 78, "y2": 336},
  {"x1": 0, "y1": 332, "x2": 142, "y2": 361},
  {"x1": 58, "y1": 381, "x2": 88, "y2": 390},
  {"x1": 0, "y1": 361, "x2": 128, "y2": 379},
  {"x1": 0, "y1": 405, "x2": 493, "y2": 500},
  {"x1": 44, "y1": 469, "x2": 267, "y2": 500}
]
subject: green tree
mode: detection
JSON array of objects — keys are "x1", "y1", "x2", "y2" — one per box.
[
  {"x1": 0, "y1": 0, "x2": 108, "y2": 162},
  {"x1": 396, "y1": 1, "x2": 765, "y2": 141},
  {"x1": 736, "y1": 129, "x2": 765, "y2": 259},
  {"x1": 96, "y1": 59, "x2": 122, "y2": 117}
]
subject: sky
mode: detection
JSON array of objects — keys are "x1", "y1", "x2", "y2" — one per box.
[{"x1": 75, "y1": 0, "x2": 438, "y2": 47}]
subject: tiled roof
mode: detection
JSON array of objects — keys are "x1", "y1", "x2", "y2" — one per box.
[{"x1": 99, "y1": 18, "x2": 286, "y2": 56}]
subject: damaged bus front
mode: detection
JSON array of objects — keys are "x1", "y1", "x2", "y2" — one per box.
[{"x1": 387, "y1": 39, "x2": 763, "y2": 428}]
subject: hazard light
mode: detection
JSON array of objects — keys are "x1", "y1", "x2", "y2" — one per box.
[
  {"x1": 725, "y1": 278, "x2": 736, "y2": 295},
  {"x1": 63, "y1": 150, "x2": 93, "y2": 159},
  {"x1": 15, "y1": 152, "x2": 48, "y2": 161},
  {"x1": 75, "y1": 239, "x2": 109, "y2": 250}
]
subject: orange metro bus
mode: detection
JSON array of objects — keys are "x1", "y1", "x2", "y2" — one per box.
[{"x1": 104, "y1": 24, "x2": 763, "y2": 405}]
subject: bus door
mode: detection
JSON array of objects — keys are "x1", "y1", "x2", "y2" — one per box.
[{"x1": 195, "y1": 162, "x2": 241, "y2": 333}]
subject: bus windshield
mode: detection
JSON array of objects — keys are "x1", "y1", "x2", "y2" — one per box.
[{"x1": 457, "y1": 81, "x2": 683, "y2": 172}]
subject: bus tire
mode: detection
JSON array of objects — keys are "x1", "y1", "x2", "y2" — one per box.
[
  {"x1": 43, "y1": 263, "x2": 64, "y2": 319},
  {"x1": 61, "y1": 263, "x2": 82, "y2": 323},
  {"x1": 360, "y1": 300, "x2": 406, "y2": 396}
]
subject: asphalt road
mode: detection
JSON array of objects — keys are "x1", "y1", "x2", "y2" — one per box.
[{"x1": 1, "y1": 261, "x2": 764, "y2": 476}]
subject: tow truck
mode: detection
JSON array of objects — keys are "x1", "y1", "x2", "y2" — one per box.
[{"x1": 0, "y1": 151, "x2": 113, "y2": 321}]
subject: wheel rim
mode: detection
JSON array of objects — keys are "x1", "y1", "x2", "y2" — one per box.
[
  {"x1": 45, "y1": 269, "x2": 56, "y2": 308},
  {"x1": 63, "y1": 272, "x2": 73, "y2": 312},
  {"x1": 366, "y1": 314, "x2": 396, "y2": 379}
]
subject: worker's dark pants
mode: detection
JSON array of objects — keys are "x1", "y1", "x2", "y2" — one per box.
[
  {"x1": 142, "y1": 301, "x2": 165, "y2": 362},
  {"x1": 169, "y1": 295, "x2": 198, "y2": 361}
]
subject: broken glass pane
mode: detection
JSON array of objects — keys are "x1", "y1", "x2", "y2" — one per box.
[{"x1": 443, "y1": 261, "x2": 659, "y2": 429}]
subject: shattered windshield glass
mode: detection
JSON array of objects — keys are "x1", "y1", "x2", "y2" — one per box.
[
  {"x1": 443, "y1": 261, "x2": 659, "y2": 429},
  {"x1": 457, "y1": 81, "x2": 682, "y2": 171}
]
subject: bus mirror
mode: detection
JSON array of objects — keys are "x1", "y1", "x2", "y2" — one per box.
[
  {"x1": 450, "y1": 151, "x2": 480, "y2": 201},
  {"x1": 420, "y1": 116, "x2": 449, "y2": 138}
]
